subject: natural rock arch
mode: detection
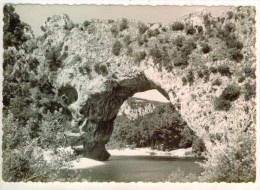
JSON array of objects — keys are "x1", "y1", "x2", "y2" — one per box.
[{"x1": 41, "y1": 14, "x2": 255, "y2": 161}]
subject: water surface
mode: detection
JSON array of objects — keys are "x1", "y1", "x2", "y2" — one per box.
[{"x1": 73, "y1": 155, "x2": 203, "y2": 182}]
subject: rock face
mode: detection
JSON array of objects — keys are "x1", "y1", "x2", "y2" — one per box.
[
  {"x1": 117, "y1": 97, "x2": 163, "y2": 120},
  {"x1": 32, "y1": 7, "x2": 255, "y2": 160}
]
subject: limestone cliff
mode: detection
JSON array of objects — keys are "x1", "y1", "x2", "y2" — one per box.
[
  {"x1": 24, "y1": 7, "x2": 255, "y2": 160},
  {"x1": 118, "y1": 97, "x2": 165, "y2": 120}
]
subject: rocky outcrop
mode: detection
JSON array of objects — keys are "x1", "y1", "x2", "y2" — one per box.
[
  {"x1": 31, "y1": 7, "x2": 255, "y2": 161},
  {"x1": 118, "y1": 97, "x2": 164, "y2": 120}
]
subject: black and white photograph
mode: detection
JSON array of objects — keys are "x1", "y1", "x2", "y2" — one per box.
[{"x1": 1, "y1": 0, "x2": 258, "y2": 188}]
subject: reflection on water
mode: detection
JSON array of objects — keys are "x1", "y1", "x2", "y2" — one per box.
[{"x1": 70, "y1": 156, "x2": 204, "y2": 182}]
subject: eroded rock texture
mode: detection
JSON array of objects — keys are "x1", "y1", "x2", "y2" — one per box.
[{"x1": 31, "y1": 7, "x2": 256, "y2": 160}]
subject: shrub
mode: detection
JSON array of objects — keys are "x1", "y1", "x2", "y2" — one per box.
[
  {"x1": 212, "y1": 78, "x2": 222, "y2": 86},
  {"x1": 202, "y1": 66, "x2": 210, "y2": 82},
  {"x1": 171, "y1": 21, "x2": 184, "y2": 31},
  {"x1": 173, "y1": 55, "x2": 188, "y2": 67},
  {"x1": 83, "y1": 20, "x2": 91, "y2": 28},
  {"x1": 119, "y1": 18, "x2": 128, "y2": 31},
  {"x1": 182, "y1": 38, "x2": 197, "y2": 56},
  {"x1": 173, "y1": 35, "x2": 184, "y2": 48},
  {"x1": 80, "y1": 64, "x2": 92, "y2": 75},
  {"x1": 147, "y1": 28, "x2": 160, "y2": 38},
  {"x1": 185, "y1": 25, "x2": 196, "y2": 35},
  {"x1": 167, "y1": 168, "x2": 198, "y2": 182},
  {"x1": 45, "y1": 46, "x2": 62, "y2": 72},
  {"x1": 126, "y1": 46, "x2": 133, "y2": 56},
  {"x1": 137, "y1": 35, "x2": 145, "y2": 46},
  {"x1": 217, "y1": 65, "x2": 231, "y2": 77},
  {"x1": 244, "y1": 82, "x2": 256, "y2": 101},
  {"x1": 182, "y1": 77, "x2": 187, "y2": 85},
  {"x1": 238, "y1": 75, "x2": 245, "y2": 83},
  {"x1": 192, "y1": 137, "x2": 206, "y2": 156},
  {"x1": 209, "y1": 66, "x2": 217, "y2": 73},
  {"x1": 228, "y1": 48, "x2": 243, "y2": 62},
  {"x1": 244, "y1": 66, "x2": 256, "y2": 79},
  {"x1": 94, "y1": 64, "x2": 108, "y2": 76},
  {"x1": 221, "y1": 85, "x2": 240, "y2": 101},
  {"x1": 227, "y1": 11, "x2": 234, "y2": 19},
  {"x1": 87, "y1": 25, "x2": 95, "y2": 34},
  {"x1": 108, "y1": 19, "x2": 114, "y2": 23},
  {"x1": 112, "y1": 40, "x2": 122, "y2": 56},
  {"x1": 110, "y1": 25, "x2": 118, "y2": 37},
  {"x1": 201, "y1": 42, "x2": 211, "y2": 54},
  {"x1": 198, "y1": 26, "x2": 203, "y2": 33},
  {"x1": 138, "y1": 22, "x2": 148, "y2": 34},
  {"x1": 186, "y1": 70, "x2": 194, "y2": 85},
  {"x1": 149, "y1": 46, "x2": 162, "y2": 63},
  {"x1": 199, "y1": 132, "x2": 255, "y2": 182},
  {"x1": 123, "y1": 35, "x2": 131, "y2": 46},
  {"x1": 214, "y1": 97, "x2": 232, "y2": 111},
  {"x1": 197, "y1": 70, "x2": 204, "y2": 78},
  {"x1": 134, "y1": 51, "x2": 146, "y2": 63}
]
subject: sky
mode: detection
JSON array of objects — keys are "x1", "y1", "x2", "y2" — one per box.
[
  {"x1": 14, "y1": 5, "x2": 231, "y2": 36},
  {"x1": 13, "y1": 5, "x2": 231, "y2": 103}
]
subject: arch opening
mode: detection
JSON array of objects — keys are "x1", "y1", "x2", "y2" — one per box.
[{"x1": 106, "y1": 89, "x2": 199, "y2": 154}]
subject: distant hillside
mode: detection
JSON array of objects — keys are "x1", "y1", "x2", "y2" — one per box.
[
  {"x1": 108, "y1": 97, "x2": 202, "y2": 152},
  {"x1": 117, "y1": 97, "x2": 168, "y2": 120}
]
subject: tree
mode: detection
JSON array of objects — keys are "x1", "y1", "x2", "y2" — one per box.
[{"x1": 3, "y1": 4, "x2": 32, "y2": 49}]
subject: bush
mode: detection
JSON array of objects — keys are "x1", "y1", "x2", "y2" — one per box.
[
  {"x1": 227, "y1": 11, "x2": 234, "y2": 19},
  {"x1": 244, "y1": 66, "x2": 256, "y2": 79},
  {"x1": 149, "y1": 46, "x2": 162, "y2": 63},
  {"x1": 217, "y1": 65, "x2": 231, "y2": 77},
  {"x1": 201, "y1": 42, "x2": 211, "y2": 54},
  {"x1": 87, "y1": 25, "x2": 95, "y2": 34},
  {"x1": 214, "y1": 97, "x2": 232, "y2": 111},
  {"x1": 134, "y1": 51, "x2": 146, "y2": 63},
  {"x1": 192, "y1": 137, "x2": 206, "y2": 156},
  {"x1": 173, "y1": 55, "x2": 188, "y2": 67},
  {"x1": 83, "y1": 20, "x2": 91, "y2": 28},
  {"x1": 186, "y1": 70, "x2": 194, "y2": 85},
  {"x1": 238, "y1": 75, "x2": 245, "y2": 83},
  {"x1": 138, "y1": 22, "x2": 148, "y2": 34},
  {"x1": 228, "y1": 48, "x2": 243, "y2": 62},
  {"x1": 244, "y1": 82, "x2": 256, "y2": 101},
  {"x1": 110, "y1": 25, "x2": 118, "y2": 37},
  {"x1": 173, "y1": 36, "x2": 184, "y2": 48},
  {"x1": 147, "y1": 28, "x2": 160, "y2": 38},
  {"x1": 126, "y1": 46, "x2": 133, "y2": 56},
  {"x1": 137, "y1": 35, "x2": 147, "y2": 46},
  {"x1": 185, "y1": 25, "x2": 196, "y2": 35},
  {"x1": 2, "y1": 112, "x2": 76, "y2": 182},
  {"x1": 119, "y1": 18, "x2": 128, "y2": 31},
  {"x1": 112, "y1": 40, "x2": 122, "y2": 56},
  {"x1": 197, "y1": 70, "x2": 204, "y2": 78},
  {"x1": 197, "y1": 26, "x2": 203, "y2": 33},
  {"x1": 221, "y1": 85, "x2": 240, "y2": 101},
  {"x1": 182, "y1": 77, "x2": 187, "y2": 85},
  {"x1": 182, "y1": 38, "x2": 197, "y2": 56},
  {"x1": 212, "y1": 78, "x2": 222, "y2": 86},
  {"x1": 45, "y1": 46, "x2": 62, "y2": 72},
  {"x1": 123, "y1": 35, "x2": 131, "y2": 46},
  {"x1": 94, "y1": 64, "x2": 108, "y2": 76},
  {"x1": 171, "y1": 21, "x2": 184, "y2": 31},
  {"x1": 209, "y1": 66, "x2": 217, "y2": 73},
  {"x1": 200, "y1": 131, "x2": 255, "y2": 182}
]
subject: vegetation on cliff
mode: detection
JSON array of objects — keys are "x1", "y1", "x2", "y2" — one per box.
[{"x1": 2, "y1": 4, "x2": 256, "y2": 182}]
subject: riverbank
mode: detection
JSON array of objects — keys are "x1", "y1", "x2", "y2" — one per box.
[
  {"x1": 108, "y1": 147, "x2": 194, "y2": 157},
  {"x1": 43, "y1": 146, "x2": 196, "y2": 170}
]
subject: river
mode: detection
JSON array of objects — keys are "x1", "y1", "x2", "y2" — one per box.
[{"x1": 67, "y1": 155, "x2": 204, "y2": 182}]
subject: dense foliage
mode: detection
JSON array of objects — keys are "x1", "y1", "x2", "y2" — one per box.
[
  {"x1": 2, "y1": 5, "x2": 76, "y2": 182},
  {"x1": 108, "y1": 103, "x2": 204, "y2": 153}
]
